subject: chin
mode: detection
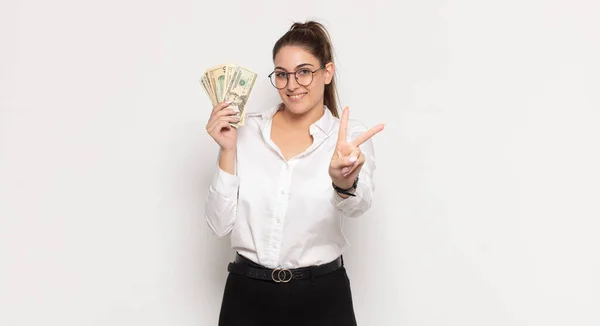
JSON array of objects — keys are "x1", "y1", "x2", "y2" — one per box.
[{"x1": 283, "y1": 101, "x2": 312, "y2": 115}]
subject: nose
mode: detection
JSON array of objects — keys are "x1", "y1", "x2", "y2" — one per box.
[{"x1": 286, "y1": 74, "x2": 300, "y2": 91}]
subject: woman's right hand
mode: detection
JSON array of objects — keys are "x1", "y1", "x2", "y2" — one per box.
[{"x1": 206, "y1": 101, "x2": 240, "y2": 151}]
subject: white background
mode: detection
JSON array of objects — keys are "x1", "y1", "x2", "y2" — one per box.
[{"x1": 1, "y1": 0, "x2": 599, "y2": 325}]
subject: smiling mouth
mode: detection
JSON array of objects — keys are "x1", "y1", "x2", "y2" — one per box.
[{"x1": 287, "y1": 92, "x2": 307, "y2": 100}]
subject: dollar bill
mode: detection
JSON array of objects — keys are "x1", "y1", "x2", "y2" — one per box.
[
  {"x1": 224, "y1": 64, "x2": 237, "y2": 97},
  {"x1": 201, "y1": 75, "x2": 217, "y2": 106},
  {"x1": 222, "y1": 66, "x2": 257, "y2": 127},
  {"x1": 200, "y1": 63, "x2": 256, "y2": 128},
  {"x1": 207, "y1": 64, "x2": 228, "y2": 102},
  {"x1": 200, "y1": 77, "x2": 215, "y2": 106}
]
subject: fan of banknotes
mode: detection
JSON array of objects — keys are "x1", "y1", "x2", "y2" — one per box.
[{"x1": 200, "y1": 64, "x2": 257, "y2": 128}]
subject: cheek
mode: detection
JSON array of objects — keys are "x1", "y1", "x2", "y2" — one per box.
[{"x1": 307, "y1": 81, "x2": 325, "y2": 98}]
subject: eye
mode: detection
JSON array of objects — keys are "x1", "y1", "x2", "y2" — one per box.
[
  {"x1": 297, "y1": 69, "x2": 311, "y2": 76},
  {"x1": 275, "y1": 71, "x2": 287, "y2": 78}
]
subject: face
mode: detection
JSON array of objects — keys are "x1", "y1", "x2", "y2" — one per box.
[{"x1": 272, "y1": 46, "x2": 334, "y2": 115}]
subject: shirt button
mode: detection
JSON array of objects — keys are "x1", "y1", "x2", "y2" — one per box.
[{"x1": 280, "y1": 190, "x2": 285, "y2": 194}]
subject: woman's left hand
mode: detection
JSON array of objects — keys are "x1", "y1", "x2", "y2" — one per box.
[{"x1": 329, "y1": 106, "x2": 384, "y2": 191}]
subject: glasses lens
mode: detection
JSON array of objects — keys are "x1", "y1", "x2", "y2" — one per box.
[
  {"x1": 270, "y1": 71, "x2": 287, "y2": 89},
  {"x1": 296, "y1": 68, "x2": 313, "y2": 86}
]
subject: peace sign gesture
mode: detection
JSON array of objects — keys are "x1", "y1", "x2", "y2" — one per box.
[{"x1": 329, "y1": 106, "x2": 385, "y2": 193}]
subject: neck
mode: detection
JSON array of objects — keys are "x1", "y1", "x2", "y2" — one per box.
[{"x1": 278, "y1": 102, "x2": 325, "y2": 131}]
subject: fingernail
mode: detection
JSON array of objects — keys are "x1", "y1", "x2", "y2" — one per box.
[
  {"x1": 349, "y1": 156, "x2": 357, "y2": 163},
  {"x1": 225, "y1": 100, "x2": 232, "y2": 104},
  {"x1": 342, "y1": 167, "x2": 349, "y2": 174}
]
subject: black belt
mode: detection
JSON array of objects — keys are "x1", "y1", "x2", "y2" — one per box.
[{"x1": 227, "y1": 253, "x2": 343, "y2": 283}]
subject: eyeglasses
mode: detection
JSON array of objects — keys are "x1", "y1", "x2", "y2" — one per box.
[{"x1": 268, "y1": 64, "x2": 326, "y2": 89}]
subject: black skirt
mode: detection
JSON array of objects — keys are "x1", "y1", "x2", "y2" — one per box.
[{"x1": 218, "y1": 254, "x2": 358, "y2": 326}]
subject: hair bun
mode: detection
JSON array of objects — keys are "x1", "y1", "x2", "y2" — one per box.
[{"x1": 290, "y1": 21, "x2": 316, "y2": 31}]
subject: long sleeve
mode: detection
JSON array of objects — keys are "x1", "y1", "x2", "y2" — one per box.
[
  {"x1": 204, "y1": 166, "x2": 240, "y2": 237},
  {"x1": 330, "y1": 121, "x2": 377, "y2": 217}
]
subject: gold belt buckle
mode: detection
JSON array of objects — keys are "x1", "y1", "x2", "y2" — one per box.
[{"x1": 271, "y1": 268, "x2": 293, "y2": 283}]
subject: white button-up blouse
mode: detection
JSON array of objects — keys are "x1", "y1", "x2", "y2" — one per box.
[{"x1": 204, "y1": 105, "x2": 377, "y2": 269}]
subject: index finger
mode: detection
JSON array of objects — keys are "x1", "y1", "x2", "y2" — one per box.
[
  {"x1": 212, "y1": 101, "x2": 232, "y2": 114},
  {"x1": 337, "y1": 106, "x2": 349, "y2": 143},
  {"x1": 351, "y1": 123, "x2": 385, "y2": 146}
]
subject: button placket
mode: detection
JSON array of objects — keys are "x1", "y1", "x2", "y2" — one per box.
[{"x1": 269, "y1": 162, "x2": 291, "y2": 262}]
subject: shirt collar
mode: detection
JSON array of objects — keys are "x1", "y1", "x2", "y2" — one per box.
[
  {"x1": 261, "y1": 104, "x2": 336, "y2": 137},
  {"x1": 312, "y1": 105, "x2": 336, "y2": 136}
]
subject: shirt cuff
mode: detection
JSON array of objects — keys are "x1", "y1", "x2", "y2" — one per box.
[
  {"x1": 331, "y1": 184, "x2": 363, "y2": 209},
  {"x1": 211, "y1": 167, "x2": 240, "y2": 198}
]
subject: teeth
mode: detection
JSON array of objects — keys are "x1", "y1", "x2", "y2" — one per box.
[{"x1": 289, "y1": 93, "x2": 306, "y2": 99}]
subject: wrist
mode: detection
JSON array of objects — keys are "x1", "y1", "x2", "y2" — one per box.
[
  {"x1": 336, "y1": 187, "x2": 355, "y2": 199},
  {"x1": 332, "y1": 177, "x2": 358, "y2": 197},
  {"x1": 332, "y1": 180, "x2": 352, "y2": 189},
  {"x1": 220, "y1": 146, "x2": 236, "y2": 154},
  {"x1": 218, "y1": 148, "x2": 236, "y2": 175}
]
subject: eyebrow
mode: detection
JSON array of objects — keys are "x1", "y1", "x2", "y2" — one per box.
[{"x1": 274, "y1": 63, "x2": 315, "y2": 71}]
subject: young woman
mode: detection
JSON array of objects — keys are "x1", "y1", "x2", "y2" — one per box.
[{"x1": 204, "y1": 20, "x2": 384, "y2": 326}]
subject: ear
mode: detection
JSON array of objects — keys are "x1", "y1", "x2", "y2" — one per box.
[{"x1": 324, "y1": 62, "x2": 335, "y2": 85}]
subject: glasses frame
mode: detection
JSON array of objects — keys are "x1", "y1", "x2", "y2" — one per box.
[{"x1": 268, "y1": 64, "x2": 327, "y2": 89}]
